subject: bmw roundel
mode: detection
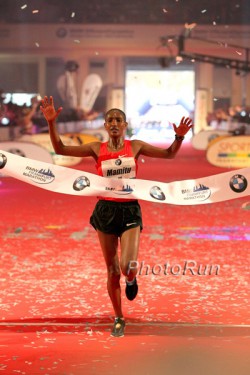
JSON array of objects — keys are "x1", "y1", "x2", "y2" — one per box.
[
  {"x1": 115, "y1": 159, "x2": 122, "y2": 166},
  {"x1": 0, "y1": 153, "x2": 7, "y2": 169},
  {"x1": 149, "y1": 186, "x2": 166, "y2": 201},
  {"x1": 229, "y1": 174, "x2": 248, "y2": 193},
  {"x1": 73, "y1": 176, "x2": 90, "y2": 191}
]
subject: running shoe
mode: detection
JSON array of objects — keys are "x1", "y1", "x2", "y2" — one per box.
[
  {"x1": 111, "y1": 317, "x2": 125, "y2": 337},
  {"x1": 125, "y1": 277, "x2": 138, "y2": 301}
]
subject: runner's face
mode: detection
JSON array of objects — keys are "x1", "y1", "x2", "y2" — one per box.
[{"x1": 104, "y1": 110, "x2": 127, "y2": 138}]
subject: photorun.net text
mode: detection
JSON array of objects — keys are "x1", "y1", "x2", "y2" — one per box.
[{"x1": 127, "y1": 260, "x2": 220, "y2": 276}]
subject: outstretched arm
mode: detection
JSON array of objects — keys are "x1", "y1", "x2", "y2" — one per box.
[
  {"x1": 132, "y1": 116, "x2": 193, "y2": 159},
  {"x1": 40, "y1": 96, "x2": 99, "y2": 158}
]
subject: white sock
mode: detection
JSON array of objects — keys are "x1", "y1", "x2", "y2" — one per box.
[{"x1": 126, "y1": 278, "x2": 135, "y2": 286}]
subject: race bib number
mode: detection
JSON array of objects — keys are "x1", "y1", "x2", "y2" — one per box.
[{"x1": 101, "y1": 157, "x2": 136, "y2": 179}]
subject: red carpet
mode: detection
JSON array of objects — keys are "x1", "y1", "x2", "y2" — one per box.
[{"x1": 0, "y1": 142, "x2": 249, "y2": 374}]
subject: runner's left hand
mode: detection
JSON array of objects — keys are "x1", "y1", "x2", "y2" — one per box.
[{"x1": 173, "y1": 116, "x2": 193, "y2": 136}]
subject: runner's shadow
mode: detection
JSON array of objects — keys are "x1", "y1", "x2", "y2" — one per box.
[{"x1": 0, "y1": 316, "x2": 112, "y2": 334}]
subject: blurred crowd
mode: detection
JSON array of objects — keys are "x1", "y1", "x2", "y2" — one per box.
[
  {"x1": 0, "y1": 90, "x2": 102, "y2": 139},
  {"x1": 0, "y1": 92, "x2": 42, "y2": 136},
  {"x1": 1, "y1": 90, "x2": 250, "y2": 138},
  {"x1": 206, "y1": 105, "x2": 250, "y2": 127}
]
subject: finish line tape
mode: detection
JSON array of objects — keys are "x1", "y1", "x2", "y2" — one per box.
[{"x1": 1, "y1": 150, "x2": 249, "y2": 205}]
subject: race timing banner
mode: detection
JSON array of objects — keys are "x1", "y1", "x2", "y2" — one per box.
[{"x1": 0, "y1": 150, "x2": 249, "y2": 205}]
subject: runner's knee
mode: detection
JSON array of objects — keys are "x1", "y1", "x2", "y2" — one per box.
[
  {"x1": 107, "y1": 264, "x2": 121, "y2": 280},
  {"x1": 120, "y1": 260, "x2": 138, "y2": 278}
]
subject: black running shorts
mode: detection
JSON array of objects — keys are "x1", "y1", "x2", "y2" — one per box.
[{"x1": 90, "y1": 200, "x2": 143, "y2": 237}]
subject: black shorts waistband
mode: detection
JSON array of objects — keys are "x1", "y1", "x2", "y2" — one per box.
[{"x1": 97, "y1": 199, "x2": 139, "y2": 207}]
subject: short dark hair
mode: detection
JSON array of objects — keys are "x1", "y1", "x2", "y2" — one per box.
[{"x1": 105, "y1": 108, "x2": 126, "y2": 121}]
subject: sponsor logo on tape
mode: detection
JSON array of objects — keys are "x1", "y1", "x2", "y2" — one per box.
[
  {"x1": 229, "y1": 174, "x2": 248, "y2": 193},
  {"x1": 23, "y1": 166, "x2": 55, "y2": 184},
  {"x1": 181, "y1": 184, "x2": 211, "y2": 201},
  {"x1": 0, "y1": 153, "x2": 7, "y2": 169},
  {"x1": 149, "y1": 186, "x2": 166, "y2": 201},
  {"x1": 105, "y1": 184, "x2": 134, "y2": 195},
  {"x1": 73, "y1": 176, "x2": 90, "y2": 191}
]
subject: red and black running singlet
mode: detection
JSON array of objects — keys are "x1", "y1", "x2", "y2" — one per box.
[{"x1": 96, "y1": 140, "x2": 138, "y2": 201}]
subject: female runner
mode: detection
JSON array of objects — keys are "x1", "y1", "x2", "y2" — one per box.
[{"x1": 40, "y1": 96, "x2": 193, "y2": 337}]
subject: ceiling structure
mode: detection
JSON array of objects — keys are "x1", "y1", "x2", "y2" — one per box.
[
  {"x1": 0, "y1": 0, "x2": 249, "y2": 74},
  {"x1": 0, "y1": 0, "x2": 249, "y2": 25}
]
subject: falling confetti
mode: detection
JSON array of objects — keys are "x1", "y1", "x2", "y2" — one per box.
[{"x1": 242, "y1": 201, "x2": 250, "y2": 210}]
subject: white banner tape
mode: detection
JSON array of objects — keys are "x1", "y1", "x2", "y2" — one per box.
[{"x1": 0, "y1": 150, "x2": 249, "y2": 205}]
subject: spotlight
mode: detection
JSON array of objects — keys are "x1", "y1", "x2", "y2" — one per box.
[{"x1": 1, "y1": 117, "x2": 9, "y2": 125}]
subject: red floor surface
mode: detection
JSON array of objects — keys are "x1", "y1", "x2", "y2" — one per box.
[{"x1": 0, "y1": 142, "x2": 249, "y2": 374}]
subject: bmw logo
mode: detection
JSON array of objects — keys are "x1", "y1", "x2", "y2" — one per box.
[
  {"x1": 149, "y1": 186, "x2": 166, "y2": 201},
  {"x1": 115, "y1": 159, "x2": 122, "y2": 166},
  {"x1": 229, "y1": 174, "x2": 248, "y2": 193},
  {"x1": 0, "y1": 153, "x2": 7, "y2": 169},
  {"x1": 73, "y1": 176, "x2": 90, "y2": 191}
]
